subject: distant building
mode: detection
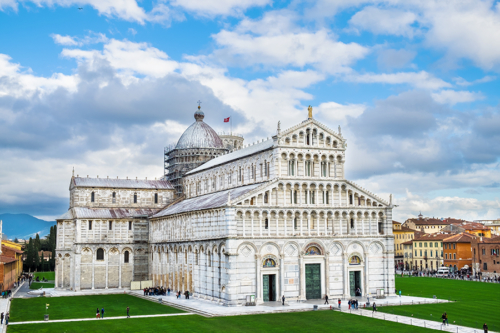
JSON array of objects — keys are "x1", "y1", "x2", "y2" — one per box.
[
  {"x1": 393, "y1": 221, "x2": 420, "y2": 270},
  {"x1": 471, "y1": 236, "x2": 500, "y2": 277},
  {"x1": 443, "y1": 233, "x2": 477, "y2": 272},
  {"x1": 441, "y1": 222, "x2": 491, "y2": 238},
  {"x1": 411, "y1": 233, "x2": 448, "y2": 271},
  {"x1": 402, "y1": 240, "x2": 413, "y2": 270},
  {"x1": 474, "y1": 220, "x2": 500, "y2": 236},
  {"x1": 0, "y1": 227, "x2": 24, "y2": 291}
]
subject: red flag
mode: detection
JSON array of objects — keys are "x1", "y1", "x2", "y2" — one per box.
[{"x1": 224, "y1": 117, "x2": 230, "y2": 122}]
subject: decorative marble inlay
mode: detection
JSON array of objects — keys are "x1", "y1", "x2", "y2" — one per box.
[{"x1": 241, "y1": 246, "x2": 252, "y2": 257}]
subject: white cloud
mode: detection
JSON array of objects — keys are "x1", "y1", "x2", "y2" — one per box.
[
  {"x1": 51, "y1": 32, "x2": 108, "y2": 46},
  {"x1": 169, "y1": 0, "x2": 271, "y2": 17},
  {"x1": 128, "y1": 28, "x2": 137, "y2": 36},
  {"x1": 349, "y1": 6, "x2": 418, "y2": 38},
  {"x1": 209, "y1": 28, "x2": 369, "y2": 74},
  {"x1": 346, "y1": 71, "x2": 451, "y2": 90},
  {"x1": 316, "y1": 101, "x2": 366, "y2": 125},
  {"x1": 453, "y1": 75, "x2": 496, "y2": 87},
  {"x1": 377, "y1": 48, "x2": 416, "y2": 70},
  {"x1": 0, "y1": 54, "x2": 79, "y2": 98},
  {"x1": 62, "y1": 39, "x2": 178, "y2": 78},
  {"x1": 431, "y1": 90, "x2": 484, "y2": 105},
  {"x1": 50, "y1": 34, "x2": 79, "y2": 46}
]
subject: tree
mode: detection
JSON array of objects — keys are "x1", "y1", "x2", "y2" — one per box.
[
  {"x1": 34, "y1": 248, "x2": 40, "y2": 273},
  {"x1": 24, "y1": 238, "x2": 34, "y2": 272},
  {"x1": 40, "y1": 251, "x2": 45, "y2": 271},
  {"x1": 13, "y1": 238, "x2": 19, "y2": 243},
  {"x1": 35, "y1": 233, "x2": 41, "y2": 252}
]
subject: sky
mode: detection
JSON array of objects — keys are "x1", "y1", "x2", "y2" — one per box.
[{"x1": 0, "y1": 0, "x2": 499, "y2": 222}]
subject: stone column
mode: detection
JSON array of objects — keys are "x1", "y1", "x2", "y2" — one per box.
[
  {"x1": 242, "y1": 215, "x2": 246, "y2": 237},
  {"x1": 363, "y1": 251, "x2": 369, "y2": 296},
  {"x1": 91, "y1": 255, "x2": 95, "y2": 290},
  {"x1": 324, "y1": 215, "x2": 328, "y2": 235},
  {"x1": 284, "y1": 216, "x2": 287, "y2": 236},
  {"x1": 74, "y1": 252, "x2": 81, "y2": 291},
  {"x1": 119, "y1": 250, "x2": 122, "y2": 289},
  {"x1": 251, "y1": 214, "x2": 254, "y2": 237},
  {"x1": 280, "y1": 256, "x2": 285, "y2": 299},
  {"x1": 342, "y1": 252, "x2": 348, "y2": 298},
  {"x1": 255, "y1": 254, "x2": 262, "y2": 304},
  {"x1": 299, "y1": 254, "x2": 306, "y2": 301},
  {"x1": 324, "y1": 252, "x2": 330, "y2": 297},
  {"x1": 259, "y1": 212, "x2": 263, "y2": 237},
  {"x1": 61, "y1": 257, "x2": 65, "y2": 288},
  {"x1": 55, "y1": 259, "x2": 59, "y2": 288},
  {"x1": 105, "y1": 249, "x2": 109, "y2": 289}
]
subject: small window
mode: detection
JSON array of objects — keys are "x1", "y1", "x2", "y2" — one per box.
[
  {"x1": 109, "y1": 221, "x2": 112, "y2": 230},
  {"x1": 133, "y1": 193, "x2": 137, "y2": 203},
  {"x1": 350, "y1": 218, "x2": 354, "y2": 229},
  {"x1": 112, "y1": 192, "x2": 116, "y2": 203},
  {"x1": 129, "y1": 221, "x2": 132, "y2": 230},
  {"x1": 264, "y1": 192, "x2": 269, "y2": 204},
  {"x1": 89, "y1": 220, "x2": 92, "y2": 230},
  {"x1": 483, "y1": 263, "x2": 488, "y2": 270},
  {"x1": 453, "y1": 253, "x2": 456, "y2": 259},
  {"x1": 265, "y1": 218, "x2": 269, "y2": 229},
  {"x1": 154, "y1": 193, "x2": 158, "y2": 204},
  {"x1": 124, "y1": 250, "x2": 129, "y2": 263},
  {"x1": 294, "y1": 218, "x2": 298, "y2": 229},
  {"x1": 453, "y1": 243, "x2": 456, "y2": 249},
  {"x1": 96, "y1": 248, "x2": 104, "y2": 260},
  {"x1": 349, "y1": 194, "x2": 353, "y2": 205},
  {"x1": 91, "y1": 191, "x2": 95, "y2": 202}
]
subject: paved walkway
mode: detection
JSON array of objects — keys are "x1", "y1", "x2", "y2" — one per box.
[
  {"x1": 128, "y1": 290, "x2": 448, "y2": 317},
  {"x1": 9, "y1": 312, "x2": 194, "y2": 325},
  {"x1": 343, "y1": 307, "x2": 494, "y2": 333}
]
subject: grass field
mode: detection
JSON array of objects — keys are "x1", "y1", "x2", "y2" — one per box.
[
  {"x1": 7, "y1": 310, "x2": 434, "y2": 333},
  {"x1": 29, "y1": 282, "x2": 55, "y2": 290},
  {"x1": 33, "y1": 272, "x2": 55, "y2": 281},
  {"x1": 376, "y1": 276, "x2": 500, "y2": 331},
  {"x1": 9, "y1": 294, "x2": 184, "y2": 322}
]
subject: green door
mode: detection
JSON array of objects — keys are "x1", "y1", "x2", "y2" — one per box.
[
  {"x1": 349, "y1": 271, "x2": 355, "y2": 296},
  {"x1": 305, "y1": 264, "x2": 321, "y2": 299},
  {"x1": 350, "y1": 271, "x2": 361, "y2": 296},
  {"x1": 263, "y1": 275, "x2": 269, "y2": 302}
]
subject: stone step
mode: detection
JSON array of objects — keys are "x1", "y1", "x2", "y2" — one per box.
[{"x1": 130, "y1": 293, "x2": 214, "y2": 318}]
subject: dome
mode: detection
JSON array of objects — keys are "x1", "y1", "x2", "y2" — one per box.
[{"x1": 175, "y1": 109, "x2": 225, "y2": 150}]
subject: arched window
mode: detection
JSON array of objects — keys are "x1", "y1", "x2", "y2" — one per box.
[
  {"x1": 133, "y1": 193, "x2": 137, "y2": 203},
  {"x1": 294, "y1": 217, "x2": 298, "y2": 229},
  {"x1": 305, "y1": 160, "x2": 311, "y2": 176},
  {"x1": 264, "y1": 218, "x2": 269, "y2": 229},
  {"x1": 350, "y1": 218, "x2": 354, "y2": 229},
  {"x1": 288, "y1": 160, "x2": 295, "y2": 176},
  {"x1": 124, "y1": 251, "x2": 130, "y2": 263},
  {"x1": 264, "y1": 192, "x2": 269, "y2": 204},
  {"x1": 293, "y1": 190, "x2": 297, "y2": 204},
  {"x1": 96, "y1": 248, "x2": 104, "y2": 260},
  {"x1": 91, "y1": 191, "x2": 95, "y2": 202},
  {"x1": 305, "y1": 245, "x2": 321, "y2": 255},
  {"x1": 208, "y1": 252, "x2": 212, "y2": 267},
  {"x1": 154, "y1": 193, "x2": 158, "y2": 204},
  {"x1": 112, "y1": 192, "x2": 116, "y2": 203}
]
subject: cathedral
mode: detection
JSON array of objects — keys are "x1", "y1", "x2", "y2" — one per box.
[{"x1": 56, "y1": 106, "x2": 395, "y2": 306}]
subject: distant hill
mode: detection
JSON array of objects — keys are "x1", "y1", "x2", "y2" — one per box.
[{"x1": 0, "y1": 213, "x2": 56, "y2": 240}]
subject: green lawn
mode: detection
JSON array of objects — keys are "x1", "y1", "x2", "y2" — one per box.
[
  {"x1": 7, "y1": 310, "x2": 434, "y2": 333},
  {"x1": 33, "y1": 272, "x2": 55, "y2": 281},
  {"x1": 9, "y1": 294, "x2": 184, "y2": 322},
  {"x1": 376, "y1": 276, "x2": 500, "y2": 331},
  {"x1": 29, "y1": 282, "x2": 55, "y2": 290}
]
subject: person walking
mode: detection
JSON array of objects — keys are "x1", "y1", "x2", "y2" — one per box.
[
  {"x1": 282, "y1": 295, "x2": 285, "y2": 306},
  {"x1": 441, "y1": 313, "x2": 446, "y2": 325},
  {"x1": 5, "y1": 313, "x2": 8, "y2": 325},
  {"x1": 399, "y1": 290, "x2": 402, "y2": 297},
  {"x1": 348, "y1": 300, "x2": 351, "y2": 309},
  {"x1": 483, "y1": 323, "x2": 488, "y2": 333},
  {"x1": 96, "y1": 308, "x2": 100, "y2": 319},
  {"x1": 1, "y1": 312, "x2": 4, "y2": 324},
  {"x1": 372, "y1": 302, "x2": 376, "y2": 313},
  {"x1": 444, "y1": 312, "x2": 448, "y2": 326},
  {"x1": 324, "y1": 294, "x2": 329, "y2": 305},
  {"x1": 338, "y1": 299, "x2": 341, "y2": 309},
  {"x1": 126, "y1": 306, "x2": 130, "y2": 318},
  {"x1": 168, "y1": 287, "x2": 170, "y2": 296},
  {"x1": 101, "y1": 307, "x2": 105, "y2": 319}
]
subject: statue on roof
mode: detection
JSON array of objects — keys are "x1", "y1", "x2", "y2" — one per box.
[{"x1": 308, "y1": 105, "x2": 313, "y2": 119}]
